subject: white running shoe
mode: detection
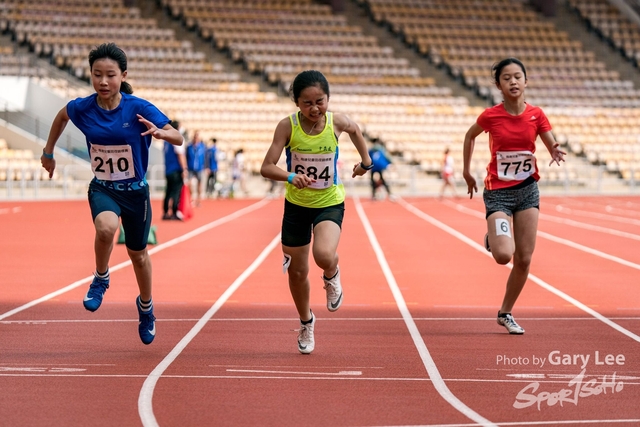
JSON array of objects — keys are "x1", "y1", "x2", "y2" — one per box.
[
  {"x1": 497, "y1": 312, "x2": 525, "y2": 334},
  {"x1": 322, "y1": 267, "x2": 343, "y2": 312},
  {"x1": 297, "y1": 312, "x2": 315, "y2": 354}
]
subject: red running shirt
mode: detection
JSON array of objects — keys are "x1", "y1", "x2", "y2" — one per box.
[{"x1": 476, "y1": 103, "x2": 552, "y2": 190}]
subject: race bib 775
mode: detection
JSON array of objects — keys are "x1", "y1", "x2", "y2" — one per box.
[{"x1": 496, "y1": 151, "x2": 535, "y2": 181}]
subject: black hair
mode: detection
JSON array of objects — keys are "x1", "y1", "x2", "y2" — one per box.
[
  {"x1": 492, "y1": 57, "x2": 527, "y2": 84},
  {"x1": 170, "y1": 120, "x2": 180, "y2": 130},
  {"x1": 88, "y1": 42, "x2": 133, "y2": 94},
  {"x1": 288, "y1": 70, "x2": 330, "y2": 103}
]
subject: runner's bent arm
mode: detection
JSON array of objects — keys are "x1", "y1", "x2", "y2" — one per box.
[
  {"x1": 333, "y1": 113, "x2": 372, "y2": 177},
  {"x1": 137, "y1": 114, "x2": 183, "y2": 145},
  {"x1": 260, "y1": 117, "x2": 315, "y2": 188}
]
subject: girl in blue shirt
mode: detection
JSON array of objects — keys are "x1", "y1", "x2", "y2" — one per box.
[{"x1": 40, "y1": 43, "x2": 183, "y2": 345}]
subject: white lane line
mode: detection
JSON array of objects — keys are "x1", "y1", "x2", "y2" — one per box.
[
  {"x1": 604, "y1": 203, "x2": 640, "y2": 218},
  {"x1": 447, "y1": 198, "x2": 640, "y2": 243},
  {"x1": 0, "y1": 206, "x2": 21, "y2": 215},
  {"x1": 8, "y1": 374, "x2": 639, "y2": 387},
  {"x1": 446, "y1": 200, "x2": 640, "y2": 270},
  {"x1": 553, "y1": 205, "x2": 640, "y2": 226},
  {"x1": 138, "y1": 233, "x2": 280, "y2": 427},
  {"x1": 3, "y1": 316, "x2": 639, "y2": 325},
  {"x1": 537, "y1": 230, "x2": 640, "y2": 270},
  {"x1": 226, "y1": 369, "x2": 362, "y2": 376},
  {"x1": 366, "y1": 419, "x2": 640, "y2": 427},
  {"x1": 540, "y1": 213, "x2": 640, "y2": 241},
  {"x1": 0, "y1": 199, "x2": 269, "y2": 321},
  {"x1": 399, "y1": 198, "x2": 640, "y2": 344},
  {"x1": 354, "y1": 197, "x2": 497, "y2": 427},
  {"x1": 211, "y1": 364, "x2": 384, "y2": 369}
]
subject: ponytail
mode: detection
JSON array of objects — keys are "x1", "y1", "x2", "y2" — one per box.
[{"x1": 120, "y1": 81, "x2": 133, "y2": 94}]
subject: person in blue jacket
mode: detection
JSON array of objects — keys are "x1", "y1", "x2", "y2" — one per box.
[
  {"x1": 186, "y1": 130, "x2": 206, "y2": 206},
  {"x1": 163, "y1": 120, "x2": 188, "y2": 219},
  {"x1": 369, "y1": 139, "x2": 393, "y2": 200},
  {"x1": 40, "y1": 42, "x2": 183, "y2": 345},
  {"x1": 205, "y1": 137, "x2": 219, "y2": 198}
]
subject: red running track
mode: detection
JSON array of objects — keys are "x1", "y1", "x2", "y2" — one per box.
[{"x1": 0, "y1": 195, "x2": 638, "y2": 426}]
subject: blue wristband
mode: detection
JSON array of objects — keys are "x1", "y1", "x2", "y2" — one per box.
[
  {"x1": 287, "y1": 173, "x2": 296, "y2": 184},
  {"x1": 42, "y1": 149, "x2": 54, "y2": 159}
]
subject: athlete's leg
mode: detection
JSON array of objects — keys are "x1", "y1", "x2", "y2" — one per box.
[
  {"x1": 486, "y1": 211, "x2": 515, "y2": 265},
  {"x1": 283, "y1": 243, "x2": 312, "y2": 321},
  {"x1": 499, "y1": 207, "x2": 538, "y2": 313},
  {"x1": 370, "y1": 171, "x2": 377, "y2": 199},
  {"x1": 312, "y1": 220, "x2": 340, "y2": 279},
  {"x1": 125, "y1": 247, "x2": 151, "y2": 300},
  {"x1": 379, "y1": 171, "x2": 391, "y2": 196},
  {"x1": 94, "y1": 211, "x2": 119, "y2": 273}
]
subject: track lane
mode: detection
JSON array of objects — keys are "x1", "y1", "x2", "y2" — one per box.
[
  {"x1": 366, "y1": 197, "x2": 639, "y2": 424},
  {"x1": 150, "y1": 198, "x2": 480, "y2": 427},
  {"x1": 2, "y1": 197, "x2": 638, "y2": 426},
  {"x1": 0, "y1": 199, "x2": 281, "y2": 427},
  {"x1": 0, "y1": 199, "x2": 264, "y2": 318},
  {"x1": 434, "y1": 198, "x2": 640, "y2": 325}
]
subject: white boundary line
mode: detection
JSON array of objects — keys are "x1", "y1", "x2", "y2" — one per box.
[
  {"x1": 398, "y1": 198, "x2": 640, "y2": 344},
  {"x1": 552, "y1": 205, "x2": 640, "y2": 226},
  {"x1": 369, "y1": 419, "x2": 640, "y2": 427},
  {"x1": 537, "y1": 230, "x2": 640, "y2": 271},
  {"x1": 138, "y1": 234, "x2": 280, "y2": 427},
  {"x1": 4, "y1": 373, "x2": 640, "y2": 386},
  {"x1": 539, "y1": 213, "x2": 640, "y2": 241},
  {"x1": 354, "y1": 197, "x2": 497, "y2": 427},
  {"x1": 0, "y1": 199, "x2": 269, "y2": 321},
  {"x1": 445, "y1": 200, "x2": 640, "y2": 270},
  {"x1": 4, "y1": 316, "x2": 639, "y2": 324}
]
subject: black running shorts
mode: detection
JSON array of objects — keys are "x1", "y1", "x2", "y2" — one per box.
[
  {"x1": 281, "y1": 199, "x2": 345, "y2": 247},
  {"x1": 88, "y1": 180, "x2": 152, "y2": 251}
]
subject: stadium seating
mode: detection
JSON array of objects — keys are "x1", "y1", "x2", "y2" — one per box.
[{"x1": 1, "y1": 0, "x2": 640, "y2": 189}]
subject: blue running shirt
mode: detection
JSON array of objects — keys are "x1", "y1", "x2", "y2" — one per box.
[{"x1": 67, "y1": 93, "x2": 170, "y2": 184}]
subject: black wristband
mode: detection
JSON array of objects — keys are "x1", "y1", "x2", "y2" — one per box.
[{"x1": 360, "y1": 162, "x2": 374, "y2": 171}]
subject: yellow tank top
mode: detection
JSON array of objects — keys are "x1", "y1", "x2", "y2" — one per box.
[{"x1": 285, "y1": 112, "x2": 345, "y2": 208}]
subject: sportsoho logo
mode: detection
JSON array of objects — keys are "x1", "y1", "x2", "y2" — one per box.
[{"x1": 495, "y1": 350, "x2": 627, "y2": 410}]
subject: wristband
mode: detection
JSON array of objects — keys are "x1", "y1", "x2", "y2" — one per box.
[
  {"x1": 360, "y1": 161, "x2": 374, "y2": 171},
  {"x1": 287, "y1": 173, "x2": 296, "y2": 184},
  {"x1": 42, "y1": 149, "x2": 54, "y2": 159}
]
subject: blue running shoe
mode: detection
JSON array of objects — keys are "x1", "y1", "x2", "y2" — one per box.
[
  {"x1": 83, "y1": 274, "x2": 109, "y2": 312},
  {"x1": 136, "y1": 296, "x2": 156, "y2": 345}
]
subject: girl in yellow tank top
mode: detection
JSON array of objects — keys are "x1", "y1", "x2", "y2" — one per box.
[{"x1": 260, "y1": 70, "x2": 372, "y2": 354}]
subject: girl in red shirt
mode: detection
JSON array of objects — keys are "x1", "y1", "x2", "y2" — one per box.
[{"x1": 462, "y1": 58, "x2": 565, "y2": 334}]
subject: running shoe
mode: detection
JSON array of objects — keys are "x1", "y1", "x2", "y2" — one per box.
[
  {"x1": 297, "y1": 312, "x2": 315, "y2": 354},
  {"x1": 322, "y1": 267, "x2": 343, "y2": 312},
  {"x1": 484, "y1": 233, "x2": 491, "y2": 252},
  {"x1": 83, "y1": 273, "x2": 109, "y2": 312},
  {"x1": 136, "y1": 296, "x2": 156, "y2": 345},
  {"x1": 497, "y1": 312, "x2": 525, "y2": 334}
]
